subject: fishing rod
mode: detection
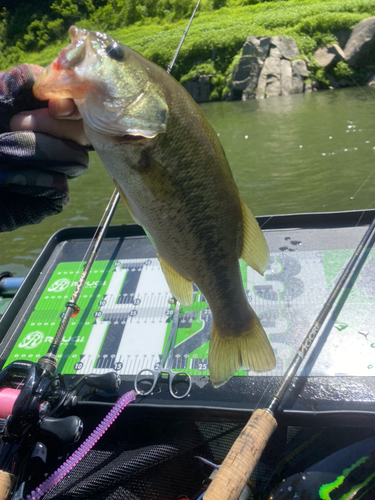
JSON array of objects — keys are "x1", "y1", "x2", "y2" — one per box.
[
  {"x1": 204, "y1": 214, "x2": 375, "y2": 500},
  {"x1": 38, "y1": 189, "x2": 119, "y2": 374}
]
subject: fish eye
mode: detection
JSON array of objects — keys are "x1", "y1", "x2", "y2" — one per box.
[{"x1": 105, "y1": 43, "x2": 125, "y2": 62}]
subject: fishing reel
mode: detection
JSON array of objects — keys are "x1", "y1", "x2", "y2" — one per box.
[{"x1": 0, "y1": 359, "x2": 120, "y2": 499}]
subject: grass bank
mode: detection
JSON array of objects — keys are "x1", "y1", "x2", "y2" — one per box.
[{"x1": 2, "y1": 0, "x2": 375, "y2": 97}]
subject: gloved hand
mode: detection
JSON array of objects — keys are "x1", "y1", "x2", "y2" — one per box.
[{"x1": 0, "y1": 64, "x2": 89, "y2": 232}]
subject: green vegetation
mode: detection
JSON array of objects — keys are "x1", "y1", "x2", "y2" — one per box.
[{"x1": 1, "y1": 0, "x2": 375, "y2": 97}]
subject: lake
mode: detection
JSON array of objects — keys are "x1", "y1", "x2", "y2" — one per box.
[{"x1": 1, "y1": 86, "x2": 375, "y2": 277}]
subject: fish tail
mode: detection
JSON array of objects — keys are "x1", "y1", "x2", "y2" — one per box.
[{"x1": 208, "y1": 312, "x2": 275, "y2": 388}]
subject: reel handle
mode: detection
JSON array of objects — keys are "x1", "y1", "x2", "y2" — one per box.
[
  {"x1": 40, "y1": 416, "x2": 83, "y2": 444},
  {"x1": 86, "y1": 372, "x2": 120, "y2": 393}
]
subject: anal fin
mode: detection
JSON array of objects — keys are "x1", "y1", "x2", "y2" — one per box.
[
  {"x1": 240, "y1": 198, "x2": 269, "y2": 275},
  {"x1": 157, "y1": 253, "x2": 193, "y2": 307}
]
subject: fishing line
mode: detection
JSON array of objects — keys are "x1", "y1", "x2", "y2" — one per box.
[
  {"x1": 259, "y1": 216, "x2": 273, "y2": 229},
  {"x1": 348, "y1": 74, "x2": 373, "y2": 100},
  {"x1": 350, "y1": 169, "x2": 375, "y2": 201},
  {"x1": 362, "y1": 196, "x2": 375, "y2": 211},
  {"x1": 0, "y1": 388, "x2": 20, "y2": 419}
]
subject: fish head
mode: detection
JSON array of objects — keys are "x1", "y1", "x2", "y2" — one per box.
[{"x1": 33, "y1": 26, "x2": 168, "y2": 140}]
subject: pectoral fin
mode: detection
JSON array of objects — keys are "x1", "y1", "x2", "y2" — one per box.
[
  {"x1": 113, "y1": 179, "x2": 142, "y2": 225},
  {"x1": 240, "y1": 198, "x2": 269, "y2": 276},
  {"x1": 157, "y1": 253, "x2": 193, "y2": 307}
]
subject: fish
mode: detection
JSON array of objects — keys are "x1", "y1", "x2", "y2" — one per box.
[{"x1": 33, "y1": 26, "x2": 275, "y2": 387}]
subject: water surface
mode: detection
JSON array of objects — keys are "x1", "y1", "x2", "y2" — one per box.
[{"x1": 1, "y1": 87, "x2": 375, "y2": 276}]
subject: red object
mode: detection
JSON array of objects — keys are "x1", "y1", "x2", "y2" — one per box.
[
  {"x1": 72, "y1": 306, "x2": 80, "y2": 318},
  {"x1": 0, "y1": 387, "x2": 21, "y2": 419}
]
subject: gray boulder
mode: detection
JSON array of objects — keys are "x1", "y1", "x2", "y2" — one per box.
[
  {"x1": 281, "y1": 59, "x2": 292, "y2": 95},
  {"x1": 255, "y1": 36, "x2": 301, "y2": 99},
  {"x1": 242, "y1": 35, "x2": 271, "y2": 58},
  {"x1": 232, "y1": 56, "x2": 264, "y2": 93},
  {"x1": 231, "y1": 36, "x2": 271, "y2": 98},
  {"x1": 269, "y1": 35, "x2": 300, "y2": 60},
  {"x1": 292, "y1": 60, "x2": 309, "y2": 93},
  {"x1": 367, "y1": 74, "x2": 375, "y2": 86},
  {"x1": 314, "y1": 44, "x2": 345, "y2": 69},
  {"x1": 183, "y1": 75, "x2": 211, "y2": 103},
  {"x1": 256, "y1": 57, "x2": 281, "y2": 99},
  {"x1": 344, "y1": 17, "x2": 375, "y2": 67},
  {"x1": 333, "y1": 29, "x2": 351, "y2": 49},
  {"x1": 231, "y1": 35, "x2": 307, "y2": 100}
]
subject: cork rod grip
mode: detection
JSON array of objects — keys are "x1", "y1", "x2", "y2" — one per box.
[
  {"x1": 204, "y1": 409, "x2": 277, "y2": 500},
  {"x1": 0, "y1": 470, "x2": 16, "y2": 500}
]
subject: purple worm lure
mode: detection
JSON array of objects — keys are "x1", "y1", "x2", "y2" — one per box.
[{"x1": 25, "y1": 390, "x2": 137, "y2": 500}]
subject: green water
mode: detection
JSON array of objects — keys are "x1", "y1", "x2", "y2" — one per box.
[{"x1": 1, "y1": 87, "x2": 375, "y2": 276}]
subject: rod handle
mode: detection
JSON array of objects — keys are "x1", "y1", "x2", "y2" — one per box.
[
  {"x1": 0, "y1": 470, "x2": 15, "y2": 500},
  {"x1": 204, "y1": 409, "x2": 277, "y2": 500}
]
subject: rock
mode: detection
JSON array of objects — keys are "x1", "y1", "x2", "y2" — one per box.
[
  {"x1": 256, "y1": 57, "x2": 281, "y2": 99},
  {"x1": 344, "y1": 17, "x2": 375, "y2": 67},
  {"x1": 231, "y1": 36, "x2": 270, "y2": 98},
  {"x1": 330, "y1": 44, "x2": 345, "y2": 61},
  {"x1": 231, "y1": 34, "x2": 306, "y2": 100},
  {"x1": 281, "y1": 59, "x2": 292, "y2": 95},
  {"x1": 292, "y1": 59, "x2": 309, "y2": 93},
  {"x1": 305, "y1": 81, "x2": 313, "y2": 93},
  {"x1": 367, "y1": 74, "x2": 375, "y2": 86},
  {"x1": 232, "y1": 57, "x2": 264, "y2": 92},
  {"x1": 333, "y1": 29, "x2": 351, "y2": 49},
  {"x1": 314, "y1": 44, "x2": 344, "y2": 69},
  {"x1": 242, "y1": 35, "x2": 271, "y2": 58},
  {"x1": 183, "y1": 75, "x2": 211, "y2": 103},
  {"x1": 255, "y1": 37, "x2": 300, "y2": 98},
  {"x1": 314, "y1": 47, "x2": 336, "y2": 69},
  {"x1": 269, "y1": 36, "x2": 300, "y2": 60}
]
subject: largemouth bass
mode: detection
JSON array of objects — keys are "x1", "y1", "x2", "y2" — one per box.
[{"x1": 33, "y1": 26, "x2": 275, "y2": 387}]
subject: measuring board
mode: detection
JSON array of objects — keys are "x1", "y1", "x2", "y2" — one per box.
[
  {"x1": 3, "y1": 248, "x2": 375, "y2": 378},
  {"x1": 1, "y1": 213, "x2": 375, "y2": 413}
]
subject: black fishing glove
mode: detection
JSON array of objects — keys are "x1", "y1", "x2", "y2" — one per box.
[{"x1": 0, "y1": 64, "x2": 89, "y2": 232}]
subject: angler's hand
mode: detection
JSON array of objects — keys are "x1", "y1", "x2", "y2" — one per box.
[{"x1": 0, "y1": 64, "x2": 89, "y2": 233}]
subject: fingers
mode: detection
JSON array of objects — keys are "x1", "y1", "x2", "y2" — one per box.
[
  {"x1": 10, "y1": 64, "x2": 90, "y2": 146},
  {"x1": 10, "y1": 108, "x2": 91, "y2": 147},
  {"x1": 48, "y1": 98, "x2": 82, "y2": 120}
]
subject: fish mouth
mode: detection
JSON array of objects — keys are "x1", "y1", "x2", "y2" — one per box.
[
  {"x1": 33, "y1": 26, "x2": 96, "y2": 100},
  {"x1": 69, "y1": 25, "x2": 88, "y2": 44},
  {"x1": 33, "y1": 26, "x2": 121, "y2": 101}
]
